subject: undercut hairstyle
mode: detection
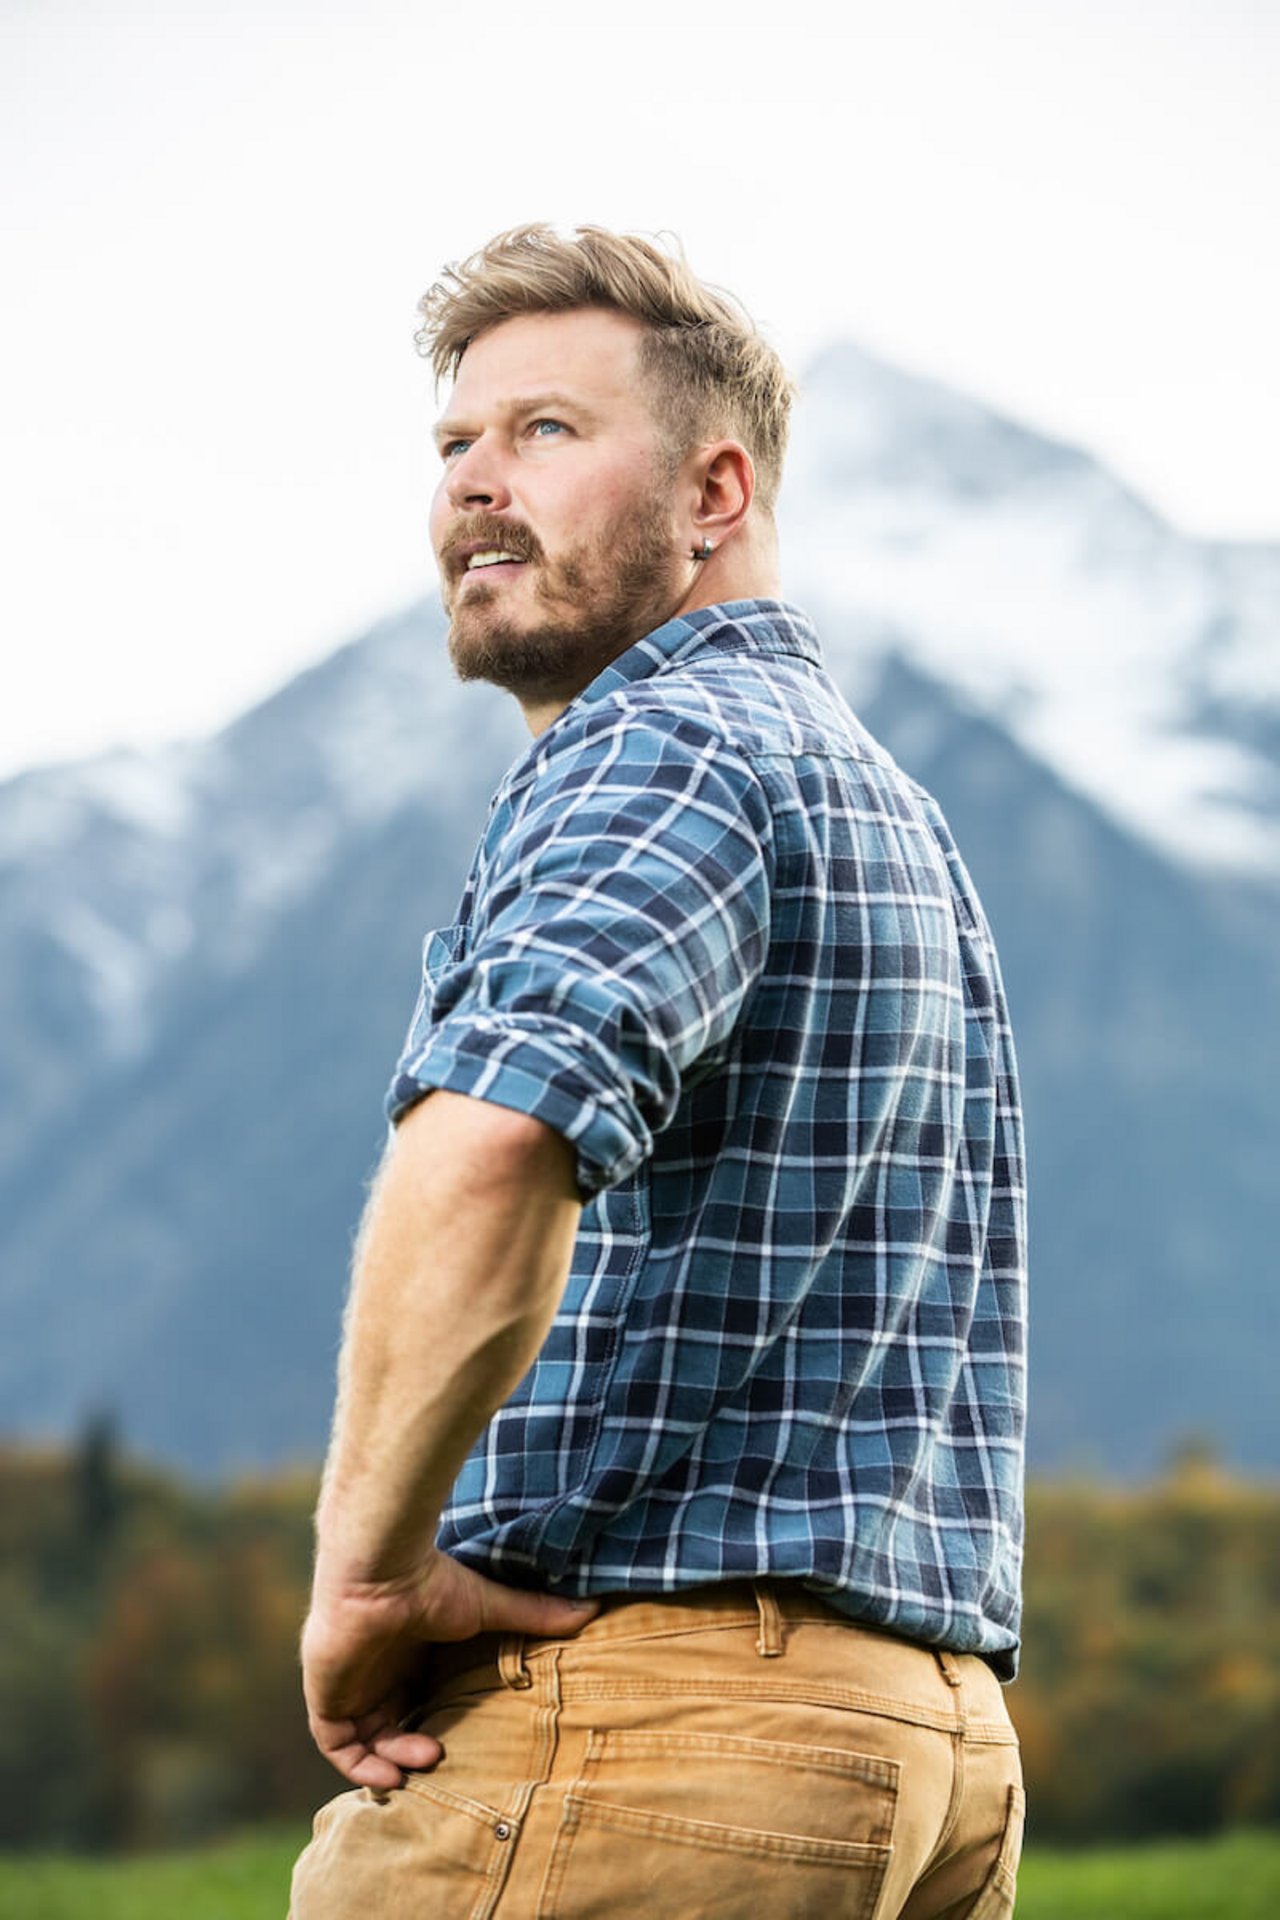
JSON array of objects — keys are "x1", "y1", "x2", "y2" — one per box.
[{"x1": 415, "y1": 224, "x2": 795, "y2": 513}]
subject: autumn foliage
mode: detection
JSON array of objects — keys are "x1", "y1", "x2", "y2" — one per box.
[{"x1": 1, "y1": 1425, "x2": 1276, "y2": 1851}]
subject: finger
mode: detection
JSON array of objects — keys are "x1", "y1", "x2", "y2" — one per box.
[
  {"x1": 323, "y1": 1730, "x2": 442, "y2": 1789},
  {"x1": 370, "y1": 1728, "x2": 444, "y2": 1772},
  {"x1": 319, "y1": 1735, "x2": 407, "y2": 1791},
  {"x1": 308, "y1": 1704, "x2": 418, "y2": 1770},
  {"x1": 475, "y1": 1579, "x2": 601, "y2": 1639}
]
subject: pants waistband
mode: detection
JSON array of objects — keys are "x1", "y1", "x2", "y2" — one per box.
[{"x1": 419, "y1": 1579, "x2": 967, "y2": 1696}]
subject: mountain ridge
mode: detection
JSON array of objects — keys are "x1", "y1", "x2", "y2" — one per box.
[{"x1": 2, "y1": 340, "x2": 1275, "y2": 1475}]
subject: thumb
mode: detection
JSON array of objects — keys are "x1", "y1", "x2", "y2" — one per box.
[{"x1": 477, "y1": 1577, "x2": 601, "y2": 1640}]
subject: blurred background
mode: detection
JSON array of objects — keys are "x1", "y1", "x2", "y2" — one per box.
[{"x1": 2, "y1": 0, "x2": 1277, "y2": 1908}]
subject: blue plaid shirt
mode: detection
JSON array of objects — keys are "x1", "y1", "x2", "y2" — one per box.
[{"x1": 388, "y1": 599, "x2": 1026, "y2": 1673}]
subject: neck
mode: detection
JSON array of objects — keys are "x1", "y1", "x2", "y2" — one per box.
[{"x1": 674, "y1": 514, "x2": 781, "y2": 622}]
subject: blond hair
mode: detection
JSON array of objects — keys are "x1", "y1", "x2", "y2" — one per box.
[{"x1": 415, "y1": 225, "x2": 794, "y2": 512}]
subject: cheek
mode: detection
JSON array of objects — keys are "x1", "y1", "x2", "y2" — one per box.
[{"x1": 428, "y1": 481, "x2": 452, "y2": 551}]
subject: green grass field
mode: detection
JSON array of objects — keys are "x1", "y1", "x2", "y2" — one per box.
[
  {"x1": 1016, "y1": 1830, "x2": 1280, "y2": 1918},
  {"x1": 2, "y1": 1826, "x2": 1278, "y2": 1917}
]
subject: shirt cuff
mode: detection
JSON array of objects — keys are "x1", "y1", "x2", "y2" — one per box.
[{"x1": 386, "y1": 1012, "x2": 653, "y2": 1194}]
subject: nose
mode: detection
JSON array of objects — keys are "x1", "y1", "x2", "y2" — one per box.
[{"x1": 444, "y1": 435, "x2": 512, "y2": 513}]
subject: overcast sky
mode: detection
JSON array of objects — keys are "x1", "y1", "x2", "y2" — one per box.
[{"x1": 4, "y1": 0, "x2": 1277, "y2": 779}]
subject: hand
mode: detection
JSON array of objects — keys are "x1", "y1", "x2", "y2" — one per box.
[{"x1": 301, "y1": 1550, "x2": 599, "y2": 1789}]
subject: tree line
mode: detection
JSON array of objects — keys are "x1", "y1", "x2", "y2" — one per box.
[{"x1": 1, "y1": 1423, "x2": 1276, "y2": 1850}]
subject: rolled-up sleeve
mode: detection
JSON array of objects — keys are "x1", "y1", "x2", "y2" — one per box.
[{"x1": 386, "y1": 704, "x2": 774, "y2": 1192}]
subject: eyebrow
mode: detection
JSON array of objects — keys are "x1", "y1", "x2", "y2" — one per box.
[{"x1": 433, "y1": 391, "x2": 602, "y2": 447}]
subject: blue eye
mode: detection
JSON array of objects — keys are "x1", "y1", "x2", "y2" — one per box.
[
  {"x1": 531, "y1": 419, "x2": 565, "y2": 438},
  {"x1": 441, "y1": 438, "x2": 472, "y2": 459}
]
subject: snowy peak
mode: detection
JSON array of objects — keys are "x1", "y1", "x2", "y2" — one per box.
[
  {"x1": 796, "y1": 342, "x2": 1097, "y2": 503},
  {"x1": 782, "y1": 343, "x2": 1280, "y2": 876}
]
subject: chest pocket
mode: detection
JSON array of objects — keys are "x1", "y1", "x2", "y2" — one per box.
[
  {"x1": 400, "y1": 920, "x2": 470, "y2": 1058},
  {"x1": 424, "y1": 920, "x2": 469, "y2": 980}
]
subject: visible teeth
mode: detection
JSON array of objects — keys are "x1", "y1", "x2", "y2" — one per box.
[{"x1": 465, "y1": 550, "x2": 521, "y2": 570}]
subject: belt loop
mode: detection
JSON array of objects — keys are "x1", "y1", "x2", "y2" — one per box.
[
  {"x1": 754, "y1": 1582, "x2": 784, "y2": 1658},
  {"x1": 499, "y1": 1633, "x2": 532, "y2": 1690},
  {"x1": 935, "y1": 1649, "x2": 964, "y2": 1690}
]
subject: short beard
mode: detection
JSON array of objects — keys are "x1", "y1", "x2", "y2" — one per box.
[{"x1": 443, "y1": 487, "x2": 682, "y2": 709}]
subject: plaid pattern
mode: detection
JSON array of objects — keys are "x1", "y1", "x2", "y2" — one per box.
[{"x1": 388, "y1": 600, "x2": 1026, "y2": 1673}]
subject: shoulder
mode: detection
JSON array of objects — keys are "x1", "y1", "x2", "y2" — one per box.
[
  {"x1": 473, "y1": 690, "x2": 775, "y2": 906},
  {"x1": 510, "y1": 685, "x2": 771, "y2": 825}
]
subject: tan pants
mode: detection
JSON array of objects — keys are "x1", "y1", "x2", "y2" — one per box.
[{"x1": 290, "y1": 1582, "x2": 1024, "y2": 1919}]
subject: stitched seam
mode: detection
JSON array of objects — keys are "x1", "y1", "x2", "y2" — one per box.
[
  {"x1": 557, "y1": 1674, "x2": 967, "y2": 1734},
  {"x1": 562, "y1": 1792, "x2": 893, "y2": 1865},
  {"x1": 583, "y1": 1728, "x2": 900, "y2": 1788}
]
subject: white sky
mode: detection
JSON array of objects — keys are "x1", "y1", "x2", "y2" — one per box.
[{"x1": 3, "y1": 0, "x2": 1277, "y2": 779}]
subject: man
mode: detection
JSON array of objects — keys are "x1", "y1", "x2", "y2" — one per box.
[{"x1": 293, "y1": 225, "x2": 1027, "y2": 1918}]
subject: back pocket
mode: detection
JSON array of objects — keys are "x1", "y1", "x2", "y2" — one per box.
[
  {"x1": 536, "y1": 1728, "x2": 897, "y2": 1919},
  {"x1": 397, "y1": 920, "x2": 469, "y2": 1060}
]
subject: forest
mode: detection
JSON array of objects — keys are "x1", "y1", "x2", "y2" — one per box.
[{"x1": 2, "y1": 1425, "x2": 1277, "y2": 1851}]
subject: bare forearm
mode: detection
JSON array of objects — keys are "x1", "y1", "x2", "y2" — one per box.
[{"x1": 314, "y1": 1089, "x2": 581, "y2": 1590}]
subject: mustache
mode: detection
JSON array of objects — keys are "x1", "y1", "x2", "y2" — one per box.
[{"x1": 439, "y1": 514, "x2": 543, "y2": 577}]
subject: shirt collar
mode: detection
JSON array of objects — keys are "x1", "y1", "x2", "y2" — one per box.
[{"x1": 574, "y1": 598, "x2": 822, "y2": 710}]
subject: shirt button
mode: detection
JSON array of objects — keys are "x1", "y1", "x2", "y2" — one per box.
[{"x1": 494, "y1": 1822, "x2": 513, "y2": 1841}]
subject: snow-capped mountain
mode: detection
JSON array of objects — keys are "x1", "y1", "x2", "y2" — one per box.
[
  {"x1": 784, "y1": 343, "x2": 1280, "y2": 876},
  {"x1": 0, "y1": 616, "x2": 525, "y2": 1157},
  {"x1": 1, "y1": 344, "x2": 1276, "y2": 1476},
  {"x1": 5, "y1": 342, "x2": 1275, "y2": 1100}
]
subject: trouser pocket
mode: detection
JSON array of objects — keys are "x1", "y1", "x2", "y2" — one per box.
[
  {"x1": 536, "y1": 1728, "x2": 897, "y2": 1919},
  {"x1": 291, "y1": 1779, "x2": 520, "y2": 1920}
]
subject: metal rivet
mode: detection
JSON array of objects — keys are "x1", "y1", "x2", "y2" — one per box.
[{"x1": 494, "y1": 1822, "x2": 512, "y2": 1841}]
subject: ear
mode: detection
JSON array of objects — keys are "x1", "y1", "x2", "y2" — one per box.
[{"x1": 684, "y1": 441, "x2": 755, "y2": 552}]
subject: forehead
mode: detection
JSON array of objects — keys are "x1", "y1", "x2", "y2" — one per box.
[{"x1": 445, "y1": 307, "x2": 651, "y2": 418}]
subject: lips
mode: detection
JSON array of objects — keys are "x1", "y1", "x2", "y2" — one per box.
[
  {"x1": 456, "y1": 553, "x2": 530, "y2": 595},
  {"x1": 442, "y1": 518, "x2": 540, "y2": 586}
]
